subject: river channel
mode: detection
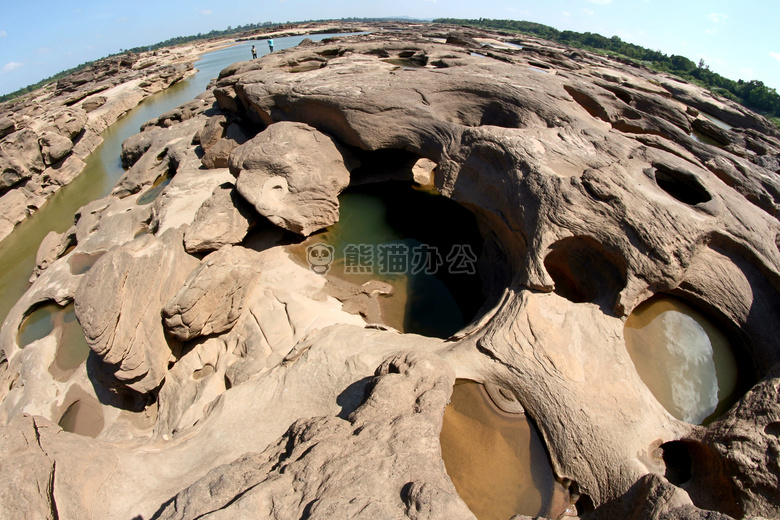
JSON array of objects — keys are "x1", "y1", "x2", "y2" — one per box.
[{"x1": 0, "y1": 33, "x2": 359, "y2": 325}]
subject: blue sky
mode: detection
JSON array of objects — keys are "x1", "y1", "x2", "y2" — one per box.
[{"x1": 1, "y1": 0, "x2": 778, "y2": 97}]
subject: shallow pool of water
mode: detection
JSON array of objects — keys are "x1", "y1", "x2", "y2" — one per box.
[
  {"x1": 624, "y1": 296, "x2": 739, "y2": 424},
  {"x1": 290, "y1": 182, "x2": 484, "y2": 338},
  {"x1": 16, "y1": 300, "x2": 90, "y2": 380},
  {"x1": 690, "y1": 129, "x2": 724, "y2": 147},
  {"x1": 700, "y1": 112, "x2": 734, "y2": 131},
  {"x1": 49, "y1": 303, "x2": 91, "y2": 382},
  {"x1": 440, "y1": 380, "x2": 570, "y2": 519},
  {"x1": 17, "y1": 300, "x2": 61, "y2": 347},
  {"x1": 137, "y1": 173, "x2": 173, "y2": 206}
]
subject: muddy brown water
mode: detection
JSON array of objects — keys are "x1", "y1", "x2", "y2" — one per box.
[
  {"x1": 624, "y1": 295, "x2": 739, "y2": 424},
  {"x1": 439, "y1": 380, "x2": 571, "y2": 519}
]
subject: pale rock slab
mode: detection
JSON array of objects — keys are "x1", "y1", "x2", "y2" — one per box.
[
  {"x1": 231, "y1": 121, "x2": 356, "y2": 236},
  {"x1": 74, "y1": 229, "x2": 200, "y2": 393}
]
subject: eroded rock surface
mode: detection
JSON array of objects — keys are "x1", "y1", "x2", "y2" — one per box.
[
  {"x1": 0, "y1": 44, "x2": 205, "y2": 244},
  {"x1": 74, "y1": 229, "x2": 200, "y2": 393},
  {"x1": 1, "y1": 24, "x2": 780, "y2": 520}
]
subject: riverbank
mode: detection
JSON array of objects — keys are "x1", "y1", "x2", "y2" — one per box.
[{"x1": 0, "y1": 38, "x2": 239, "y2": 246}]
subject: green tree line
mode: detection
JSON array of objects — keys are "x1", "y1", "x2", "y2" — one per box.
[{"x1": 434, "y1": 18, "x2": 780, "y2": 125}]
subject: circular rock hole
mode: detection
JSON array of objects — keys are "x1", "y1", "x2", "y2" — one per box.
[
  {"x1": 661, "y1": 440, "x2": 693, "y2": 486},
  {"x1": 48, "y1": 302, "x2": 91, "y2": 383},
  {"x1": 68, "y1": 251, "x2": 105, "y2": 275},
  {"x1": 17, "y1": 300, "x2": 61, "y2": 348},
  {"x1": 653, "y1": 165, "x2": 712, "y2": 206},
  {"x1": 58, "y1": 393, "x2": 104, "y2": 438},
  {"x1": 624, "y1": 295, "x2": 742, "y2": 424},
  {"x1": 289, "y1": 180, "x2": 488, "y2": 339},
  {"x1": 439, "y1": 380, "x2": 571, "y2": 519},
  {"x1": 544, "y1": 236, "x2": 626, "y2": 305}
]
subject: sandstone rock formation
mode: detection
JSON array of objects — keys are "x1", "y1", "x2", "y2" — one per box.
[
  {"x1": 0, "y1": 24, "x2": 779, "y2": 520},
  {"x1": 230, "y1": 121, "x2": 357, "y2": 235},
  {"x1": 0, "y1": 44, "x2": 205, "y2": 244},
  {"x1": 74, "y1": 229, "x2": 200, "y2": 393}
]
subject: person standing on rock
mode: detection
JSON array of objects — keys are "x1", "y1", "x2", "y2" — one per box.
[
  {"x1": 268, "y1": 38, "x2": 274, "y2": 53},
  {"x1": 251, "y1": 45, "x2": 257, "y2": 59}
]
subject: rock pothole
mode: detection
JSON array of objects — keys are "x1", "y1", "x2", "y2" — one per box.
[{"x1": 652, "y1": 164, "x2": 712, "y2": 206}]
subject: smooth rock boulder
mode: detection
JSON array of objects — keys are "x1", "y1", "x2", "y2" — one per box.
[
  {"x1": 74, "y1": 229, "x2": 200, "y2": 394},
  {"x1": 48, "y1": 108, "x2": 88, "y2": 139},
  {"x1": 230, "y1": 121, "x2": 356, "y2": 236},
  {"x1": 38, "y1": 130, "x2": 74, "y2": 166},
  {"x1": 201, "y1": 122, "x2": 253, "y2": 169},
  {"x1": 162, "y1": 245, "x2": 260, "y2": 341},
  {"x1": 0, "y1": 128, "x2": 45, "y2": 189},
  {"x1": 183, "y1": 181, "x2": 257, "y2": 253},
  {"x1": 0, "y1": 117, "x2": 15, "y2": 139}
]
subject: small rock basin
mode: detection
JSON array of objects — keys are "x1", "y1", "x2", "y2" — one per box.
[
  {"x1": 290, "y1": 181, "x2": 485, "y2": 338},
  {"x1": 17, "y1": 300, "x2": 61, "y2": 347},
  {"x1": 439, "y1": 380, "x2": 571, "y2": 519},
  {"x1": 624, "y1": 295, "x2": 740, "y2": 424},
  {"x1": 17, "y1": 301, "x2": 91, "y2": 382},
  {"x1": 57, "y1": 391, "x2": 104, "y2": 438},
  {"x1": 137, "y1": 172, "x2": 173, "y2": 206}
]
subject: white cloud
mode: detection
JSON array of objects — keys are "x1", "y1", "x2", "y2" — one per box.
[
  {"x1": 2, "y1": 62, "x2": 23, "y2": 73},
  {"x1": 0, "y1": 30, "x2": 6, "y2": 37},
  {"x1": 582, "y1": 8, "x2": 595, "y2": 15},
  {"x1": 770, "y1": 52, "x2": 780, "y2": 62},
  {"x1": 201, "y1": 9, "x2": 212, "y2": 15},
  {"x1": 37, "y1": 47, "x2": 53, "y2": 54},
  {"x1": 588, "y1": 0, "x2": 612, "y2": 4},
  {"x1": 562, "y1": 11, "x2": 571, "y2": 16},
  {"x1": 708, "y1": 13, "x2": 727, "y2": 23},
  {"x1": 740, "y1": 67, "x2": 754, "y2": 78}
]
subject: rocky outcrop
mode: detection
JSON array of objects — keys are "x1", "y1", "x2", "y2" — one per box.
[
  {"x1": 74, "y1": 229, "x2": 200, "y2": 394},
  {"x1": 183, "y1": 181, "x2": 257, "y2": 253},
  {"x1": 0, "y1": 415, "x2": 57, "y2": 519},
  {"x1": 0, "y1": 44, "x2": 202, "y2": 245},
  {"x1": 162, "y1": 245, "x2": 260, "y2": 341},
  {"x1": 231, "y1": 121, "x2": 356, "y2": 236},
  {"x1": 155, "y1": 351, "x2": 471, "y2": 520},
  {"x1": 1, "y1": 24, "x2": 780, "y2": 520}
]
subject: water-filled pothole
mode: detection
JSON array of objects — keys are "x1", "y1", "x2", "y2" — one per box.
[
  {"x1": 16, "y1": 301, "x2": 91, "y2": 381},
  {"x1": 690, "y1": 129, "x2": 724, "y2": 148},
  {"x1": 137, "y1": 172, "x2": 173, "y2": 205},
  {"x1": 624, "y1": 295, "x2": 740, "y2": 424},
  {"x1": 68, "y1": 251, "x2": 105, "y2": 275},
  {"x1": 17, "y1": 300, "x2": 61, "y2": 347},
  {"x1": 440, "y1": 380, "x2": 571, "y2": 519},
  {"x1": 49, "y1": 303, "x2": 91, "y2": 382},
  {"x1": 289, "y1": 181, "x2": 485, "y2": 338}
]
